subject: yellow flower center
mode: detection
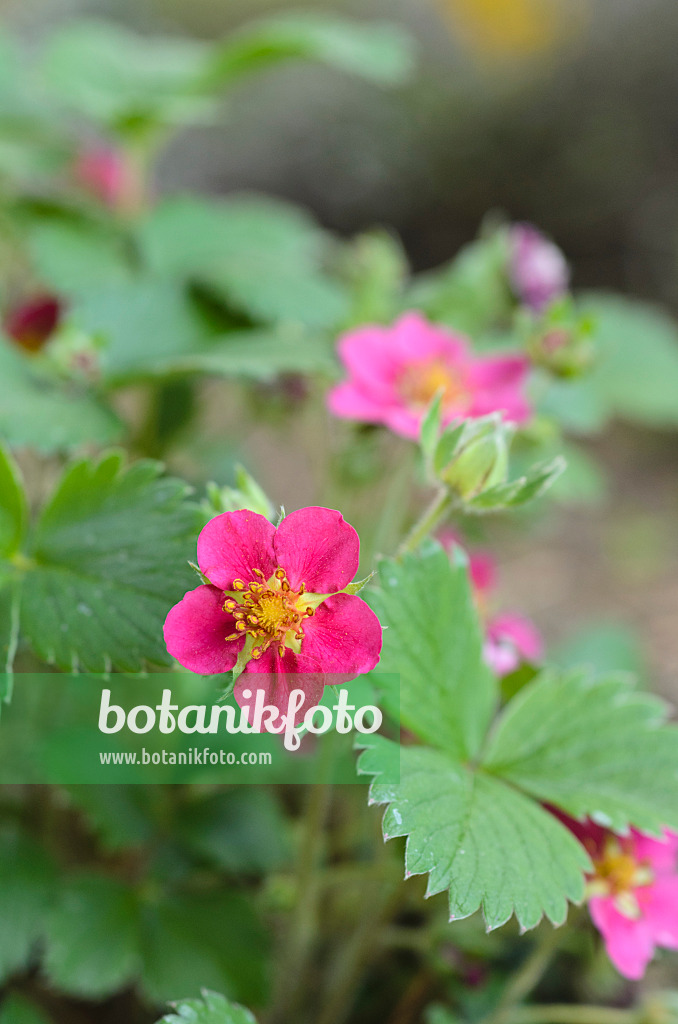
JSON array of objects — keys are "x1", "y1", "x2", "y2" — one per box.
[
  {"x1": 586, "y1": 838, "x2": 654, "y2": 916},
  {"x1": 223, "y1": 567, "x2": 315, "y2": 660},
  {"x1": 398, "y1": 359, "x2": 468, "y2": 409}
]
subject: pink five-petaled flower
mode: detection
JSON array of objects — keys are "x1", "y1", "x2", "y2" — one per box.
[
  {"x1": 564, "y1": 818, "x2": 678, "y2": 979},
  {"x1": 509, "y1": 223, "x2": 570, "y2": 313},
  {"x1": 163, "y1": 507, "x2": 383, "y2": 721},
  {"x1": 327, "y1": 311, "x2": 531, "y2": 441}
]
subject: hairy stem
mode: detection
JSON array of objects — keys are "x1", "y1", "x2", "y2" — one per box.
[{"x1": 396, "y1": 488, "x2": 454, "y2": 557}]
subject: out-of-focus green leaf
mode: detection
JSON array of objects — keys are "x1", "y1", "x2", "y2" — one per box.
[
  {"x1": 138, "y1": 195, "x2": 349, "y2": 329},
  {"x1": 161, "y1": 991, "x2": 258, "y2": 1024},
  {"x1": 41, "y1": 20, "x2": 211, "y2": 135},
  {"x1": 342, "y1": 230, "x2": 408, "y2": 326},
  {"x1": 15, "y1": 451, "x2": 200, "y2": 672},
  {"x1": 202, "y1": 13, "x2": 415, "y2": 89},
  {"x1": 552, "y1": 623, "x2": 645, "y2": 681},
  {"x1": 0, "y1": 338, "x2": 123, "y2": 451},
  {"x1": 176, "y1": 790, "x2": 290, "y2": 874},
  {"x1": 0, "y1": 832, "x2": 57, "y2": 983},
  {"x1": 27, "y1": 218, "x2": 133, "y2": 293},
  {"x1": 0, "y1": 994, "x2": 51, "y2": 1024},
  {"x1": 0, "y1": 446, "x2": 27, "y2": 558},
  {"x1": 141, "y1": 891, "x2": 269, "y2": 1007},
  {"x1": 44, "y1": 874, "x2": 140, "y2": 998}
]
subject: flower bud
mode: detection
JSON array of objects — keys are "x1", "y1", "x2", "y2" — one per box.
[
  {"x1": 439, "y1": 418, "x2": 511, "y2": 499},
  {"x1": 509, "y1": 223, "x2": 569, "y2": 313}
]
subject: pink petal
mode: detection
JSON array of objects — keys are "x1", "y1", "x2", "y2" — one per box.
[
  {"x1": 393, "y1": 312, "x2": 469, "y2": 363},
  {"x1": 589, "y1": 896, "x2": 655, "y2": 980},
  {"x1": 327, "y1": 381, "x2": 395, "y2": 425},
  {"x1": 274, "y1": 507, "x2": 360, "y2": 593},
  {"x1": 468, "y1": 550, "x2": 497, "y2": 596},
  {"x1": 237, "y1": 657, "x2": 325, "y2": 727},
  {"x1": 632, "y1": 830, "x2": 678, "y2": 875},
  {"x1": 336, "y1": 326, "x2": 402, "y2": 398},
  {"x1": 197, "y1": 510, "x2": 276, "y2": 590},
  {"x1": 469, "y1": 354, "x2": 532, "y2": 424},
  {"x1": 383, "y1": 404, "x2": 428, "y2": 440},
  {"x1": 163, "y1": 584, "x2": 241, "y2": 674},
  {"x1": 641, "y1": 878, "x2": 678, "y2": 949},
  {"x1": 292, "y1": 593, "x2": 382, "y2": 678},
  {"x1": 487, "y1": 612, "x2": 544, "y2": 663}
]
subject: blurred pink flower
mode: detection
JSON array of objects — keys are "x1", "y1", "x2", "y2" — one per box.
[
  {"x1": 563, "y1": 819, "x2": 678, "y2": 979},
  {"x1": 164, "y1": 507, "x2": 382, "y2": 719},
  {"x1": 4, "y1": 294, "x2": 61, "y2": 352},
  {"x1": 439, "y1": 530, "x2": 543, "y2": 676},
  {"x1": 328, "y1": 312, "x2": 531, "y2": 440},
  {"x1": 509, "y1": 223, "x2": 569, "y2": 313},
  {"x1": 483, "y1": 611, "x2": 544, "y2": 676},
  {"x1": 74, "y1": 145, "x2": 133, "y2": 209}
]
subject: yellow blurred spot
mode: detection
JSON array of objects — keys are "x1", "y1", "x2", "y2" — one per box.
[{"x1": 437, "y1": 0, "x2": 587, "y2": 59}]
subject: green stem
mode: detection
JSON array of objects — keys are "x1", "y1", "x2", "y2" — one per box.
[
  {"x1": 269, "y1": 739, "x2": 335, "y2": 1024},
  {"x1": 396, "y1": 488, "x2": 454, "y2": 558},
  {"x1": 481, "y1": 926, "x2": 565, "y2": 1024}
]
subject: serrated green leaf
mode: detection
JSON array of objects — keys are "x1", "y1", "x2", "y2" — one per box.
[
  {"x1": 162, "y1": 991, "x2": 257, "y2": 1024},
  {"x1": 16, "y1": 451, "x2": 199, "y2": 672},
  {"x1": 203, "y1": 13, "x2": 415, "y2": 89},
  {"x1": 44, "y1": 874, "x2": 139, "y2": 998},
  {"x1": 483, "y1": 669, "x2": 678, "y2": 834},
  {"x1": 0, "y1": 445, "x2": 27, "y2": 558},
  {"x1": 363, "y1": 740, "x2": 588, "y2": 930},
  {"x1": 0, "y1": 337, "x2": 123, "y2": 452},
  {"x1": 366, "y1": 543, "x2": 496, "y2": 759}
]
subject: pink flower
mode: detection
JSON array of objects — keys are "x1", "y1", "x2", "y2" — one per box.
[
  {"x1": 74, "y1": 145, "x2": 134, "y2": 209},
  {"x1": 438, "y1": 530, "x2": 543, "y2": 676},
  {"x1": 4, "y1": 294, "x2": 61, "y2": 352},
  {"x1": 328, "y1": 312, "x2": 531, "y2": 441},
  {"x1": 509, "y1": 223, "x2": 569, "y2": 313},
  {"x1": 164, "y1": 507, "x2": 382, "y2": 719},
  {"x1": 563, "y1": 819, "x2": 678, "y2": 979},
  {"x1": 483, "y1": 612, "x2": 543, "y2": 676}
]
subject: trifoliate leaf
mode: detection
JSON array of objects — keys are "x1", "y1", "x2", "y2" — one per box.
[
  {"x1": 483, "y1": 669, "x2": 678, "y2": 834},
  {"x1": 161, "y1": 991, "x2": 258, "y2": 1024},
  {"x1": 366, "y1": 543, "x2": 496, "y2": 759},
  {"x1": 361, "y1": 738, "x2": 589, "y2": 930},
  {"x1": 15, "y1": 451, "x2": 200, "y2": 672}
]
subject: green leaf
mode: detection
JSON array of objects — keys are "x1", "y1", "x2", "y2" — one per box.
[
  {"x1": 0, "y1": 337, "x2": 123, "y2": 452},
  {"x1": 16, "y1": 451, "x2": 200, "y2": 672},
  {"x1": 0, "y1": 832, "x2": 57, "y2": 983},
  {"x1": 203, "y1": 13, "x2": 415, "y2": 89},
  {"x1": 70, "y1": 280, "x2": 216, "y2": 380},
  {"x1": 552, "y1": 624, "x2": 645, "y2": 681},
  {"x1": 366, "y1": 543, "x2": 496, "y2": 759},
  {"x1": 137, "y1": 195, "x2": 349, "y2": 330},
  {"x1": 175, "y1": 790, "x2": 290, "y2": 875},
  {"x1": 41, "y1": 19, "x2": 211, "y2": 134},
  {"x1": 27, "y1": 218, "x2": 133, "y2": 293},
  {"x1": 467, "y1": 456, "x2": 566, "y2": 510},
  {"x1": 141, "y1": 891, "x2": 269, "y2": 1007},
  {"x1": 364, "y1": 740, "x2": 589, "y2": 930},
  {"x1": 483, "y1": 669, "x2": 678, "y2": 834},
  {"x1": 0, "y1": 445, "x2": 27, "y2": 558},
  {"x1": 0, "y1": 994, "x2": 51, "y2": 1024},
  {"x1": 161, "y1": 991, "x2": 258, "y2": 1024},
  {"x1": 44, "y1": 874, "x2": 139, "y2": 998}
]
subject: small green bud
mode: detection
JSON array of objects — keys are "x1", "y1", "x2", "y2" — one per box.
[
  {"x1": 439, "y1": 418, "x2": 511, "y2": 499},
  {"x1": 203, "y1": 466, "x2": 274, "y2": 521}
]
